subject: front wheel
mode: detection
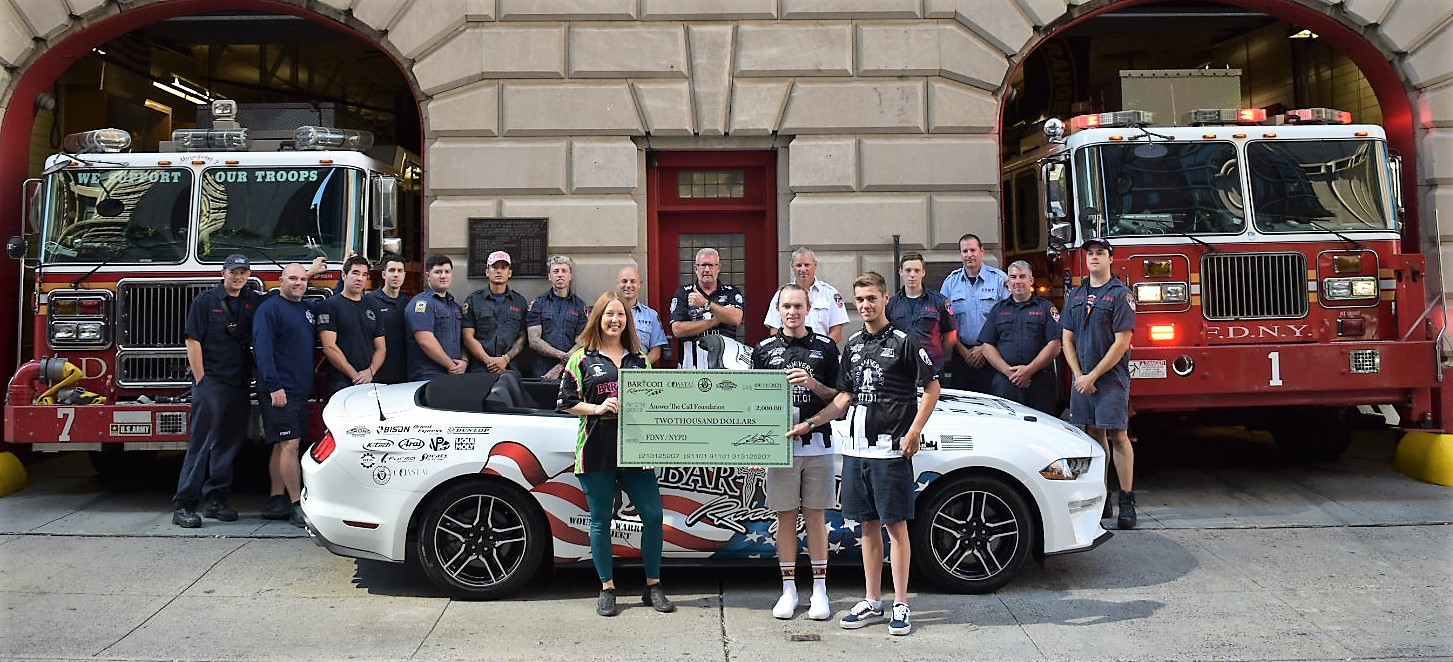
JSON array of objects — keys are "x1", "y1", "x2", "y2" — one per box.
[
  {"x1": 1270, "y1": 406, "x2": 1355, "y2": 462},
  {"x1": 911, "y1": 474, "x2": 1036, "y2": 594},
  {"x1": 414, "y1": 479, "x2": 547, "y2": 600}
]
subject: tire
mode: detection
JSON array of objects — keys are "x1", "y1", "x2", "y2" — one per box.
[
  {"x1": 1270, "y1": 407, "x2": 1354, "y2": 462},
  {"x1": 414, "y1": 479, "x2": 548, "y2": 600},
  {"x1": 911, "y1": 474, "x2": 1036, "y2": 594}
]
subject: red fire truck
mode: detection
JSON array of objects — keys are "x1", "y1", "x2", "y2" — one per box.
[
  {"x1": 1004, "y1": 74, "x2": 1442, "y2": 459},
  {"x1": 3, "y1": 100, "x2": 415, "y2": 475}
]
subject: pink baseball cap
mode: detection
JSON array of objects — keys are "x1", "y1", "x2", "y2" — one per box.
[{"x1": 487, "y1": 250, "x2": 512, "y2": 265}]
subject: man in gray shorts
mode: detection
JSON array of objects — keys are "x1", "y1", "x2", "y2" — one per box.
[{"x1": 752, "y1": 284, "x2": 840, "y2": 620}]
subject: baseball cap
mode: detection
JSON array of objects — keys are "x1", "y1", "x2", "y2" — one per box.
[
  {"x1": 1083, "y1": 237, "x2": 1114, "y2": 255},
  {"x1": 487, "y1": 250, "x2": 512, "y2": 265},
  {"x1": 222, "y1": 254, "x2": 251, "y2": 271}
]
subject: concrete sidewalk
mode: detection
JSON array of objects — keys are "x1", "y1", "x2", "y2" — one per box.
[{"x1": 0, "y1": 431, "x2": 1449, "y2": 661}]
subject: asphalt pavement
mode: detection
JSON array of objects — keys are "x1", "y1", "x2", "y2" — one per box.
[{"x1": 0, "y1": 428, "x2": 1449, "y2": 661}]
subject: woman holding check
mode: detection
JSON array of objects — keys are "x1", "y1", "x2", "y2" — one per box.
[{"x1": 556, "y1": 291, "x2": 675, "y2": 617}]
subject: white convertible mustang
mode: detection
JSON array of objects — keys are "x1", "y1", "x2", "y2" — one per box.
[{"x1": 302, "y1": 366, "x2": 1111, "y2": 599}]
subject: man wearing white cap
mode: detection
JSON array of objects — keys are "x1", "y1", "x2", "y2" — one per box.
[{"x1": 462, "y1": 250, "x2": 527, "y2": 374}]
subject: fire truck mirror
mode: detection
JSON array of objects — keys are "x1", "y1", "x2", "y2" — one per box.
[
  {"x1": 22, "y1": 177, "x2": 42, "y2": 234},
  {"x1": 6, "y1": 236, "x2": 26, "y2": 260},
  {"x1": 1389, "y1": 155, "x2": 1404, "y2": 225},
  {"x1": 371, "y1": 176, "x2": 397, "y2": 231},
  {"x1": 1049, "y1": 222, "x2": 1072, "y2": 247},
  {"x1": 1042, "y1": 162, "x2": 1066, "y2": 221}
]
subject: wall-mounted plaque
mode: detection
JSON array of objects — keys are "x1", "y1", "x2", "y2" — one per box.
[{"x1": 468, "y1": 217, "x2": 548, "y2": 278}]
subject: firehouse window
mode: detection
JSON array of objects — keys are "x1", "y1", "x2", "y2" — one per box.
[
  {"x1": 1076, "y1": 142, "x2": 1245, "y2": 238},
  {"x1": 197, "y1": 166, "x2": 364, "y2": 262},
  {"x1": 1247, "y1": 140, "x2": 1396, "y2": 233},
  {"x1": 677, "y1": 170, "x2": 745, "y2": 199},
  {"x1": 1011, "y1": 169, "x2": 1040, "y2": 250},
  {"x1": 40, "y1": 168, "x2": 192, "y2": 264}
]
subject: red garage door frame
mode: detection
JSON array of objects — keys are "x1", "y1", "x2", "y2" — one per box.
[{"x1": 0, "y1": 0, "x2": 423, "y2": 376}]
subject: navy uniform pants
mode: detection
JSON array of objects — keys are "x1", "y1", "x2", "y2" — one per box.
[{"x1": 173, "y1": 377, "x2": 250, "y2": 507}]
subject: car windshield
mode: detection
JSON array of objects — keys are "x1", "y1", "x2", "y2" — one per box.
[
  {"x1": 197, "y1": 166, "x2": 362, "y2": 263},
  {"x1": 1074, "y1": 141, "x2": 1245, "y2": 238},
  {"x1": 1247, "y1": 139, "x2": 1396, "y2": 232},
  {"x1": 40, "y1": 168, "x2": 191, "y2": 264}
]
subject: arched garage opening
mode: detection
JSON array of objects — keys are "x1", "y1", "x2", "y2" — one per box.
[{"x1": 0, "y1": 0, "x2": 423, "y2": 376}]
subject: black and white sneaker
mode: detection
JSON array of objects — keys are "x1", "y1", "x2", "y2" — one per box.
[
  {"x1": 888, "y1": 602, "x2": 912, "y2": 636},
  {"x1": 839, "y1": 599, "x2": 884, "y2": 629}
]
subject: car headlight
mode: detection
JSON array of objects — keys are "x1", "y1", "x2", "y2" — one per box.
[
  {"x1": 52, "y1": 322, "x2": 77, "y2": 341},
  {"x1": 1134, "y1": 282, "x2": 1188, "y2": 304},
  {"x1": 77, "y1": 322, "x2": 104, "y2": 341},
  {"x1": 1040, "y1": 457, "x2": 1092, "y2": 480},
  {"x1": 1323, "y1": 276, "x2": 1377, "y2": 300}
]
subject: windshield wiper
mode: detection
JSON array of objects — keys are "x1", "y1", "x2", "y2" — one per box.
[
  {"x1": 1164, "y1": 231, "x2": 1220, "y2": 253},
  {"x1": 1304, "y1": 221, "x2": 1364, "y2": 250},
  {"x1": 68, "y1": 239, "x2": 185, "y2": 288}
]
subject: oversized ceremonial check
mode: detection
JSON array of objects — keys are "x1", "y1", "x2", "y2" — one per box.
[{"x1": 618, "y1": 369, "x2": 793, "y2": 468}]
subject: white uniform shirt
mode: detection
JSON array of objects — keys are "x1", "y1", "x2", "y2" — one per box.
[{"x1": 762, "y1": 279, "x2": 850, "y2": 337}]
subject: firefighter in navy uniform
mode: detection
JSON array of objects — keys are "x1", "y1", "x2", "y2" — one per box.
[
  {"x1": 750, "y1": 283, "x2": 840, "y2": 621},
  {"x1": 978, "y1": 260, "x2": 1062, "y2": 413},
  {"x1": 364, "y1": 253, "x2": 410, "y2": 384},
  {"x1": 406, "y1": 254, "x2": 468, "y2": 380},
  {"x1": 171, "y1": 253, "x2": 260, "y2": 528},
  {"x1": 1061, "y1": 237, "x2": 1137, "y2": 529}
]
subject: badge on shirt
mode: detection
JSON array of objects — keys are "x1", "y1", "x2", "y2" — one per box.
[
  {"x1": 414, "y1": 300, "x2": 428, "y2": 313},
  {"x1": 1050, "y1": 306, "x2": 1060, "y2": 321},
  {"x1": 365, "y1": 309, "x2": 376, "y2": 321},
  {"x1": 834, "y1": 293, "x2": 845, "y2": 308},
  {"x1": 317, "y1": 313, "x2": 330, "y2": 325}
]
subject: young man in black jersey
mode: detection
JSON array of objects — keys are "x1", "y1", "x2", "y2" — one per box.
[
  {"x1": 365, "y1": 253, "x2": 409, "y2": 384},
  {"x1": 752, "y1": 284, "x2": 840, "y2": 621},
  {"x1": 317, "y1": 256, "x2": 386, "y2": 397},
  {"x1": 787, "y1": 272, "x2": 939, "y2": 636}
]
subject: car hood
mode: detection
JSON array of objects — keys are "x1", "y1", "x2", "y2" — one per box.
[{"x1": 919, "y1": 388, "x2": 1104, "y2": 459}]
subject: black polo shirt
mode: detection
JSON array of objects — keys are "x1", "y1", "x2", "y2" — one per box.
[
  {"x1": 751, "y1": 327, "x2": 840, "y2": 450},
  {"x1": 837, "y1": 323, "x2": 935, "y2": 456},
  {"x1": 462, "y1": 287, "x2": 528, "y2": 357},
  {"x1": 669, "y1": 282, "x2": 744, "y2": 340},
  {"x1": 316, "y1": 293, "x2": 384, "y2": 390},
  {"x1": 556, "y1": 348, "x2": 651, "y2": 474},
  {"x1": 364, "y1": 288, "x2": 408, "y2": 384},
  {"x1": 183, "y1": 283, "x2": 261, "y2": 388}
]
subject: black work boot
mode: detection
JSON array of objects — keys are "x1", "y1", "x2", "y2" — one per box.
[
  {"x1": 1102, "y1": 492, "x2": 1114, "y2": 519},
  {"x1": 1117, "y1": 491, "x2": 1137, "y2": 530},
  {"x1": 203, "y1": 497, "x2": 238, "y2": 522},
  {"x1": 643, "y1": 583, "x2": 676, "y2": 613},
  {"x1": 172, "y1": 505, "x2": 201, "y2": 528}
]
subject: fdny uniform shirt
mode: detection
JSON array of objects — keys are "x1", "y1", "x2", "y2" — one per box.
[
  {"x1": 405, "y1": 290, "x2": 465, "y2": 381},
  {"x1": 462, "y1": 287, "x2": 528, "y2": 358},
  {"x1": 837, "y1": 323, "x2": 936, "y2": 459},
  {"x1": 556, "y1": 348, "x2": 651, "y2": 473},
  {"x1": 527, "y1": 290, "x2": 589, "y2": 375},
  {"x1": 315, "y1": 294, "x2": 384, "y2": 390},
  {"x1": 978, "y1": 295, "x2": 1061, "y2": 367},
  {"x1": 762, "y1": 280, "x2": 850, "y2": 337},
  {"x1": 630, "y1": 301, "x2": 669, "y2": 353},
  {"x1": 252, "y1": 295, "x2": 318, "y2": 397},
  {"x1": 363, "y1": 289, "x2": 408, "y2": 384},
  {"x1": 1061, "y1": 277, "x2": 1136, "y2": 380},
  {"x1": 886, "y1": 288, "x2": 957, "y2": 376},
  {"x1": 940, "y1": 264, "x2": 1009, "y2": 346},
  {"x1": 669, "y1": 282, "x2": 745, "y2": 340},
  {"x1": 750, "y1": 328, "x2": 840, "y2": 455},
  {"x1": 184, "y1": 283, "x2": 261, "y2": 387}
]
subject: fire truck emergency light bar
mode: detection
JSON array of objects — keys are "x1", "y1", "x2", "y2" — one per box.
[
  {"x1": 294, "y1": 126, "x2": 374, "y2": 152},
  {"x1": 1283, "y1": 108, "x2": 1353, "y2": 125},
  {"x1": 1069, "y1": 110, "x2": 1154, "y2": 131},
  {"x1": 61, "y1": 129, "x2": 132, "y2": 154},
  {"x1": 171, "y1": 128, "x2": 251, "y2": 151},
  {"x1": 1186, "y1": 108, "x2": 1268, "y2": 126}
]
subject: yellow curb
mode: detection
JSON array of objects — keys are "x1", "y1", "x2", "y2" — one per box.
[
  {"x1": 0, "y1": 451, "x2": 28, "y2": 497},
  {"x1": 1394, "y1": 432, "x2": 1453, "y2": 487}
]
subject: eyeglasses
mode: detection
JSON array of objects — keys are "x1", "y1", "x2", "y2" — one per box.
[{"x1": 695, "y1": 262, "x2": 720, "y2": 268}]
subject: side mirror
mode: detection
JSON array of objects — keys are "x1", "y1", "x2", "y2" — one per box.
[
  {"x1": 371, "y1": 176, "x2": 397, "y2": 231},
  {"x1": 22, "y1": 178, "x2": 42, "y2": 234},
  {"x1": 6, "y1": 236, "x2": 26, "y2": 260},
  {"x1": 1389, "y1": 154, "x2": 1404, "y2": 230},
  {"x1": 1042, "y1": 161, "x2": 1067, "y2": 221},
  {"x1": 380, "y1": 237, "x2": 402, "y2": 255}
]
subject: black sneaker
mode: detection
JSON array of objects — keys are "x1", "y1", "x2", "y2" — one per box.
[
  {"x1": 1117, "y1": 491, "x2": 1137, "y2": 530},
  {"x1": 289, "y1": 503, "x2": 306, "y2": 528},
  {"x1": 260, "y1": 495, "x2": 291, "y2": 520},
  {"x1": 1102, "y1": 492, "x2": 1114, "y2": 519},
  {"x1": 643, "y1": 583, "x2": 676, "y2": 613},
  {"x1": 597, "y1": 588, "x2": 618, "y2": 617},
  {"x1": 203, "y1": 498, "x2": 238, "y2": 522},
  {"x1": 172, "y1": 506, "x2": 201, "y2": 528}
]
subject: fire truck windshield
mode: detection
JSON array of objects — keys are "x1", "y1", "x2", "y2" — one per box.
[
  {"x1": 1247, "y1": 140, "x2": 1396, "y2": 233},
  {"x1": 197, "y1": 166, "x2": 362, "y2": 263},
  {"x1": 40, "y1": 168, "x2": 192, "y2": 264},
  {"x1": 1074, "y1": 142, "x2": 1245, "y2": 239}
]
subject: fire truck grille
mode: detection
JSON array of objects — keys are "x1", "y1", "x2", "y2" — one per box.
[
  {"x1": 117, "y1": 351, "x2": 192, "y2": 388},
  {"x1": 117, "y1": 281, "x2": 215, "y2": 348},
  {"x1": 1200, "y1": 252, "x2": 1309, "y2": 320},
  {"x1": 156, "y1": 411, "x2": 188, "y2": 436}
]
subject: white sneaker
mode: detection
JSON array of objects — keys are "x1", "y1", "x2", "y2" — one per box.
[
  {"x1": 772, "y1": 592, "x2": 799, "y2": 619},
  {"x1": 888, "y1": 602, "x2": 911, "y2": 636},
  {"x1": 807, "y1": 592, "x2": 831, "y2": 620},
  {"x1": 839, "y1": 599, "x2": 885, "y2": 629}
]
